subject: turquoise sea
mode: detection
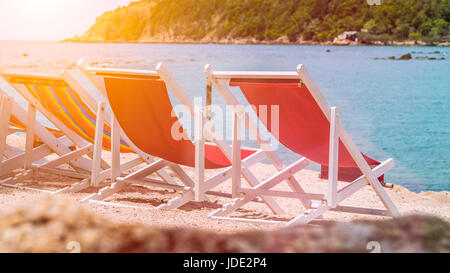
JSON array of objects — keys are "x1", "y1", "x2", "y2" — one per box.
[{"x1": 0, "y1": 41, "x2": 449, "y2": 192}]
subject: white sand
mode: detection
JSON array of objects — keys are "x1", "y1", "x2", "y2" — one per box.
[{"x1": 1, "y1": 134, "x2": 449, "y2": 233}]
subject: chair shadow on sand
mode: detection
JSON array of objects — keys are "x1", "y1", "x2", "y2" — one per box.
[
  {"x1": 88, "y1": 180, "x2": 223, "y2": 211},
  {"x1": 2, "y1": 172, "x2": 333, "y2": 225}
]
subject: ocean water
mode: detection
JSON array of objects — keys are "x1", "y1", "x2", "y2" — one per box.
[{"x1": 0, "y1": 41, "x2": 449, "y2": 192}]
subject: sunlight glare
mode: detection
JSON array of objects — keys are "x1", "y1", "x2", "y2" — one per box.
[
  {"x1": 20, "y1": 0, "x2": 79, "y2": 16},
  {"x1": 0, "y1": 0, "x2": 134, "y2": 40}
]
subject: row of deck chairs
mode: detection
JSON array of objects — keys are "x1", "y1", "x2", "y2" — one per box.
[{"x1": 0, "y1": 60, "x2": 400, "y2": 225}]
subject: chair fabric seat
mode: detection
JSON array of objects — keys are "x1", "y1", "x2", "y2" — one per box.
[
  {"x1": 9, "y1": 76, "x2": 133, "y2": 153},
  {"x1": 104, "y1": 77, "x2": 257, "y2": 169},
  {"x1": 9, "y1": 114, "x2": 72, "y2": 149},
  {"x1": 230, "y1": 78, "x2": 383, "y2": 182}
]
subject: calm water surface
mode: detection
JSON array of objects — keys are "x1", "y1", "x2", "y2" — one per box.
[{"x1": 0, "y1": 41, "x2": 449, "y2": 192}]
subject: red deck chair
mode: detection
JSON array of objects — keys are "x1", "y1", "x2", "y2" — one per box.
[
  {"x1": 205, "y1": 64, "x2": 400, "y2": 225},
  {"x1": 76, "y1": 62, "x2": 291, "y2": 212}
]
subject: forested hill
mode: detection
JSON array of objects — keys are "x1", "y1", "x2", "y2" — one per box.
[{"x1": 68, "y1": 0, "x2": 450, "y2": 44}]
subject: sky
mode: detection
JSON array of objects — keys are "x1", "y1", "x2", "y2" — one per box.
[{"x1": 0, "y1": 0, "x2": 135, "y2": 40}]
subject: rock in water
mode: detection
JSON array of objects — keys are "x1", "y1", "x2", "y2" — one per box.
[
  {"x1": 399, "y1": 53, "x2": 412, "y2": 60},
  {"x1": 0, "y1": 197, "x2": 448, "y2": 252}
]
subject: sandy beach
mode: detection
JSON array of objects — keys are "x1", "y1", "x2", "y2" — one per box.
[{"x1": 2, "y1": 134, "x2": 449, "y2": 234}]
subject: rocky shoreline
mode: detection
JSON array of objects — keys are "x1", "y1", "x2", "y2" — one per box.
[
  {"x1": 374, "y1": 51, "x2": 447, "y2": 61},
  {"x1": 62, "y1": 36, "x2": 450, "y2": 47}
]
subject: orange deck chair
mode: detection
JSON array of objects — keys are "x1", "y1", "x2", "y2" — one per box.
[
  {"x1": 0, "y1": 72, "x2": 159, "y2": 194},
  {"x1": 0, "y1": 77, "x2": 93, "y2": 191},
  {"x1": 205, "y1": 64, "x2": 400, "y2": 225},
  {"x1": 75, "y1": 62, "x2": 291, "y2": 212}
]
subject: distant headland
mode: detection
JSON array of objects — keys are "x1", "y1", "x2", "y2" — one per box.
[{"x1": 63, "y1": 0, "x2": 450, "y2": 46}]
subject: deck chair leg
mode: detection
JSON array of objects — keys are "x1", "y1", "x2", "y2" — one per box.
[
  {"x1": 284, "y1": 176, "x2": 313, "y2": 209},
  {"x1": 81, "y1": 180, "x2": 129, "y2": 202},
  {"x1": 232, "y1": 112, "x2": 241, "y2": 198},
  {"x1": 210, "y1": 158, "x2": 310, "y2": 218},
  {"x1": 287, "y1": 201, "x2": 328, "y2": 226},
  {"x1": 53, "y1": 178, "x2": 91, "y2": 194},
  {"x1": 161, "y1": 157, "x2": 252, "y2": 210},
  {"x1": 1, "y1": 144, "x2": 51, "y2": 176},
  {"x1": 166, "y1": 163, "x2": 214, "y2": 204},
  {"x1": 337, "y1": 158, "x2": 395, "y2": 202},
  {"x1": 38, "y1": 144, "x2": 94, "y2": 169},
  {"x1": 338, "y1": 125, "x2": 400, "y2": 217},
  {"x1": 160, "y1": 163, "x2": 246, "y2": 210},
  {"x1": 87, "y1": 152, "x2": 110, "y2": 171},
  {"x1": 94, "y1": 157, "x2": 141, "y2": 183},
  {"x1": 92, "y1": 157, "x2": 143, "y2": 188},
  {"x1": 168, "y1": 164, "x2": 194, "y2": 187},
  {"x1": 111, "y1": 115, "x2": 121, "y2": 182},
  {"x1": 24, "y1": 104, "x2": 36, "y2": 170},
  {"x1": 0, "y1": 95, "x2": 13, "y2": 173},
  {"x1": 91, "y1": 102, "x2": 106, "y2": 187},
  {"x1": 327, "y1": 107, "x2": 339, "y2": 208},
  {"x1": 157, "y1": 191, "x2": 195, "y2": 210},
  {"x1": 241, "y1": 166, "x2": 285, "y2": 215},
  {"x1": 194, "y1": 107, "x2": 205, "y2": 201},
  {"x1": 210, "y1": 195, "x2": 254, "y2": 217}
]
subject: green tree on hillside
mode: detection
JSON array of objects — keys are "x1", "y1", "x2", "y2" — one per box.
[{"x1": 75, "y1": 0, "x2": 450, "y2": 44}]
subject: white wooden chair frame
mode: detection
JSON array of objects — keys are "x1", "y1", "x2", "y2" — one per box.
[
  {"x1": 205, "y1": 64, "x2": 400, "y2": 225},
  {"x1": 70, "y1": 62, "x2": 205, "y2": 209},
  {"x1": 61, "y1": 68, "x2": 178, "y2": 191},
  {"x1": 0, "y1": 76, "x2": 94, "y2": 193},
  {"x1": 0, "y1": 72, "x2": 152, "y2": 194},
  {"x1": 74, "y1": 61, "x2": 289, "y2": 211}
]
